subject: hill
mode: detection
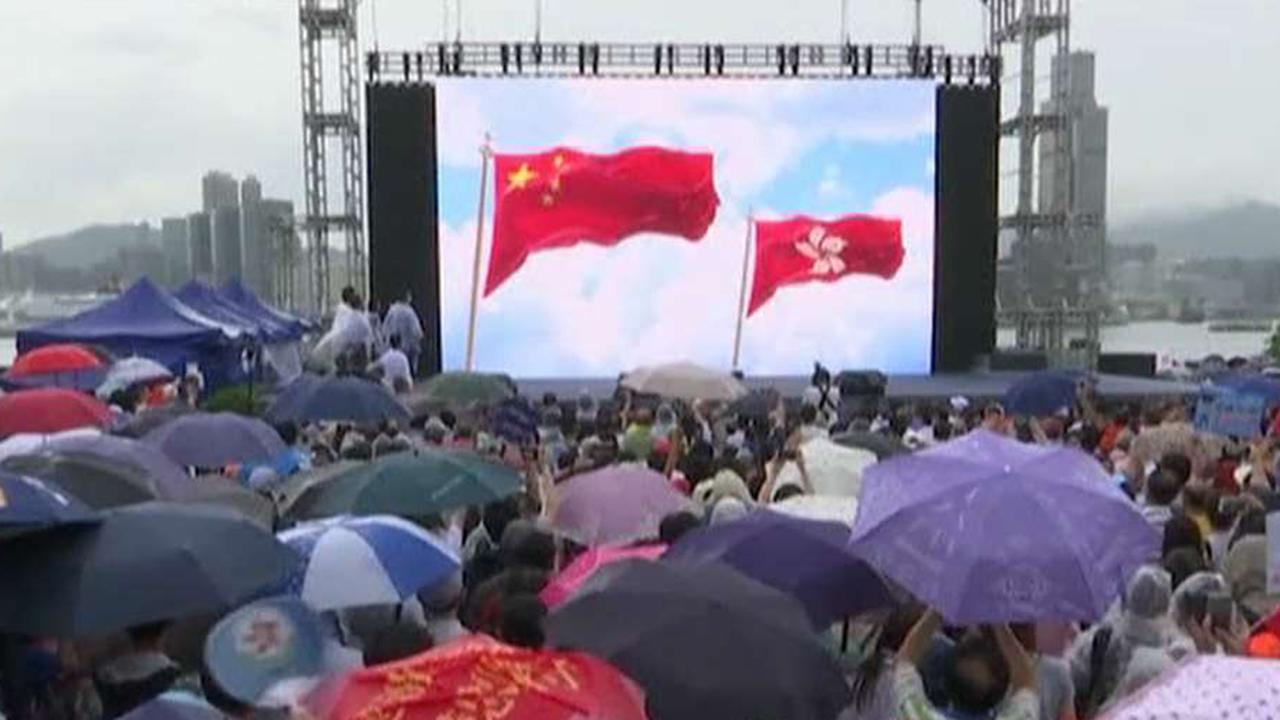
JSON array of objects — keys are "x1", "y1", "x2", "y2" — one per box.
[
  {"x1": 1110, "y1": 201, "x2": 1280, "y2": 260},
  {"x1": 9, "y1": 222, "x2": 160, "y2": 269}
]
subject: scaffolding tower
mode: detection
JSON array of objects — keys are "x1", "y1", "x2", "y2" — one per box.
[
  {"x1": 987, "y1": 0, "x2": 1099, "y2": 366},
  {"x1": 299, "y1": 0, "x2": 365, "y2": 315}
]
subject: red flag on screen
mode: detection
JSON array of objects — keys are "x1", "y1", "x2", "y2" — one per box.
[
  {"x1": 485, "y1": 146, "x2": 719, "y2": 296},
  {"x1": 747, "y1": 214, "x2": 904, "y2": 316}
]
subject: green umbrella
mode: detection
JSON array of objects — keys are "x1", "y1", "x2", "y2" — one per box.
[
  {"x1": 418, "y1": 372, "x2": 516, "y2": 409},
  {"x1": 284, "y1": 448, "x2": 522, "y2": 521}
]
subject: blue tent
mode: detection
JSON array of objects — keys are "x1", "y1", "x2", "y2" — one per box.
[
  {"x1": 176, "y1": 280, "x2": 289, "y2": 342},
  {"x1": 219, "y1": 279, "x2": 309, "y2": 339},
  {"x1": 17, "y1": 278, "x2": 245, "y2": 389}
]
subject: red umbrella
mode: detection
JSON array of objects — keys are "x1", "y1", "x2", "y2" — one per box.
[
  {"x1": 8, "y1": 344, "x2": 104, "y2": 376},
  {"x1": 313, "y1": 636, "x2": 648, "y2": 720},
  {"x1": 0, "y1": 389, "x2": 111, "y2": 438}
]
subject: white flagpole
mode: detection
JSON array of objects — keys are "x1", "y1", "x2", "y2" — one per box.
[
  {"x1": 464, "y1": 133, "x2": 492, "y2": 372},
  {"x1": 731, "y1": 212, "x2": 754, "y2": 371}
]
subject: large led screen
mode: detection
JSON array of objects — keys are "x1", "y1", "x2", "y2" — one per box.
[{"x1": 435, "y1": 78, "x2": 936, "y2": 376}]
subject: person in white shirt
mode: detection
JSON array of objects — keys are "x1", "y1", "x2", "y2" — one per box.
[{"x1": 376, "y1": 335, "x2": 413, "y2": 393}]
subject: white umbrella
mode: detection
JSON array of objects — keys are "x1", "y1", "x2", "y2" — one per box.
[
  {"x1": 1102, "y1": 655, "x2": 1279, "y2": 719},
  {"x1": 770, "y1": 494, "x2": 859, "y2": 525},
  {"x1": 774, "y1": 437, "x2": 878, "y2": 498},
  {"x1": 96, "y1": 357, "x2": 174, "y2": 399},
  {"x1": 0, "y1": 428, "x2": 101, "y2": 462},
  {"x1": 621, "y1": 362, "x2": 747, "y2": 402}
]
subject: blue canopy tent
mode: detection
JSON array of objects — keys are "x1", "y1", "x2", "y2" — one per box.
[
  {"x1": 175, "y1": 281, "x2": 282, "y2": 342},
  {"x1": 219, "y1": 279, "x2": 310, "y2": 339},
  {"x1": 17, "y1": 278, "x2": 246, "y2": 390}
]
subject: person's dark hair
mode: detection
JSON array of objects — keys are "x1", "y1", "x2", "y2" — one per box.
[
  {"x1": 275, "y1": 421, "x2": 299, "y2": 446},
  {"x1": 947, "y1": 632, "x2": 1010, "y2": 715},
  {"x1": 498, "y1": 594, "x2": 547, "y2": 649},
  {"x1": 389, "y1": 334, "x2": 402, "y2": 350},
  {"x1": 799, "y1": 404, "x2": 818, "y2": 425},
  {"x1": 772, "y1": 484, "x2": 806, "y2": 503},
  {"x1": 439, "y1": 410, "x2": 457, "y2": 429},
  {"x1": 658, "y1": 511, "x2": 702, "y2": 545},
  {"x1": 363, "y1": 622, "x2": 434, "y2": 666},
  {"x1": 1158, "y1": 452, "x2": 1193, "y2": 487},
  {"x1": 1145, "y1": 468, "x2": 1181, "y2": 507},
  {"x1": 340, "y1": 285, "x2": 356, "y2": 305},
  {"x1": 1162, "y1": 546, "x2": 1208, "y2": 590},
  {"x1": 126, "y1": 621, "x2": 169, "y2": 647},
  {"x1": 933, "y1": 419, "x2": 954, "y2": 442},
  {"x1": 1078, "y1": 423, "x2": 1101, "y2": 454},
  {"x1": 499, "y1": 520, "x2": 557, "y2": 572},
  {"x1": 482, "y1": 496, "x2": 521, "y2": 543},
  {"x1": 201, "y1": 668, "x2": 254, "y2": 716},
  {"x1": 1161, "y1": 514, "x2": 1204, "y2": 559},
  {"x1": 851, "y1": 604, "x2": 925, "y2": 710},
  {"x1": 1229, "y1": 508, "x2": 1267, "y2": 550}
]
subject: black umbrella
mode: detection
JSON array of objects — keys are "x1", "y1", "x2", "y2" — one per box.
[
  {"x1": 1, "y1": 451, "x2": 159, "y2": 509},
  {"x1": 832, "y1": 430, "x2": 908, "y2": 460},
  {"x1": 114, "y1": 403, "x2": 195, "y2": 439},
  {"x1": 0, "y1": 502, "x2": 298, "y2": 636},
  {"x1": 547, "y1": 558, "x2": 851, "y2": 720}
]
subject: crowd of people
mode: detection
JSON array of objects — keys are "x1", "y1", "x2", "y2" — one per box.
[{"x1": 2, "y1": 328, "x2": 1279, "y2": 719}]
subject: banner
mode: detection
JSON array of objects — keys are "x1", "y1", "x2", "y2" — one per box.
[{"x1": 1193, "y1": 388, "x2": 1265, "y2": 439}]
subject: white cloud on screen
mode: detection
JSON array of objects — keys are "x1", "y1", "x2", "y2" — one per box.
[{"x1": 435, "y1": 79, "x2": 935, "y2": 376}]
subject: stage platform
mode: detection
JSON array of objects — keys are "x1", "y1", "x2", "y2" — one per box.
[{"x1": 510, "y1": 371, "x2": 1198, "y2": 403}]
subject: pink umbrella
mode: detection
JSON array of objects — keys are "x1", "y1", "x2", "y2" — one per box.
[
  {"x1": 551, "y1": 465, "x2": 694, "y2": 546},
  {"x1": 541, "y1": 544, "x2": 667, "y2": 609}
]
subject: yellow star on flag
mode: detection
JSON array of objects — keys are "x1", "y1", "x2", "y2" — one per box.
[{"x1": 506, "y1": 163, "x2": 539, "y2": 192}]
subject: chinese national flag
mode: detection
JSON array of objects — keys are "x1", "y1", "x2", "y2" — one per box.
[
  {"x1": 747, "y1": 214, "x2": 904, "y2": 316},
  {"x1": 485, "y1": 146, "x2": 719, "y2": 296}
]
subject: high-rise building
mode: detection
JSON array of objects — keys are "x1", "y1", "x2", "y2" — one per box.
[
  {"x1": 202, "y1": 171, "x2": 239, "y2": 213},
  {"x1": 160, "y1": 217, "x2": 190, "y2": 286},
  {"x1": 240, "y1": 176, "x2": 267, "y2": 297},
  {"x1": 212, "y1": 206, "x2": 243, "y2": 285},
  {"x1": 260, "y1": 199, "x2": 297, "y2": 304},
  {"x1": 187, "y1": 212, "x2": 214, "y2": 282}
]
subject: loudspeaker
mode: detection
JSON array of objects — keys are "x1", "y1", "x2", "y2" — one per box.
[
  {"x1": 366, "y1": 82, "x2": 442, "y2": 375},
  {"x1": 990, "y1": 350, "x2": 1048, "y2": 371},
  {"x1": 933, "y1": 85, "x2": 999, "y2": 373},
  {"x1": 1098, "y1": 353, "x2": 1156, "y2": 378}
]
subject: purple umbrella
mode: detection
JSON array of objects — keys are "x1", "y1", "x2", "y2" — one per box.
[
  {"x1": 849, "y1": 430, "x2": 1157, "y2": 625},
  {"x1": 552, "y1": 465, "x2": 693, "y2": 546},
  {"x1": 143, "y1": 413, "x2": 285, "y2": 468},
  {"x1": 45, "y1": 433, "x2": 192, "y2": 499},
  {"x1": 665, "y1": 509, "x2": 895, "y2": 627}
]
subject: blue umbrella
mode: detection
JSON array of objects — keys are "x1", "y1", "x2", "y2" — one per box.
[
  {"x1": 0, "y1": 470, "x2": 96, "y2": 527},
  {"x1": 277, "y1": 515, "x2": 459, "y2": 610},
  {"x1": 120, "y1": 692, "x2": 223, "y2": 720},
  {"x1": 1002, "y1": 370, "x2": 1084, "y2": 417},
  {"x1": 204, "y1": 596, "x2": 327, "y2": 707},
  {"x1": 144, "y1": 412, "x2": 285, "y2": 468},
  {"x1": 0, "y1": 502, "x2": 299, "y2": 636},
  {"x1": 265, "y1": 373, "x2": 409, "y2": 424},
  {"x1": 664, "y1": 509, "x2": 894, "y2": 627}
]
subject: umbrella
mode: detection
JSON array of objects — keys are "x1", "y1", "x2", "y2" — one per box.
[
  {"x1": 774, "y1": 437, "x2": 877, "y2": 498},
  {"x1": 665, "y1": 510, "x2": 893, "y2": 627},
  {"x1": 551, "y1": 465, "x2": 694, "y2": 546},
  {"x1": 540, "y1": 543, "x2": 666, "y2": 610},
  {"x1": 726, "y1": 387, "x2": 781, "y2": 419},
  {"x1": 417, "y1": 371, "x2": 515, "y2": 408},
  {"x1": 1002, "y1": 369, "x2": 1084, "y2": 417},
  {"x1": 621, "y1": 361, "x2": 747, "y2": 402},
  {"x1": 203, "y1": 596, "x2": 328, "y2": 706},
  {"x1": 548, "y1": 558, "x2": 851, "y2": 720},
  {"x1": 770, "y1": 493, "x2": 858, "y2": 525},
  {"x1": 286, "y1": 448, "x2": 522, "y2": 521},
  {"x1": 0, "y1": 389, "x2": 111, "y2": 438},
  {"x1": 2, "y1": 344, "x2": 106, "y2": 391},
  {"x1": 315, "y1": 636, "x2": 648, "y2": 720},
  {"x1": 2, "y1": 452, "x2": 160, "y2": 508},
  {"x1": 120, "y1": 693, "x2": 223, "y2": 720},
  {"x1": 265, "y1": 460, "x2": 363, "y2": 514},
  {"x1": 265, "y1": 373, "x2": 409, "y2": 424},
  {"x1": 44, "y1": 433, "x2": 192, "y2": 499},
  {"x1": 849, "y1": 430, "x2": 1158, "y2": 624},
  {"x1": 832, "y1": 430, "x2": 908, "y2": 460},
  {"x1": 278, "y1": 515, "x2": 459, "y2": 611},
  {"x1": 1099, "y1": 655, "x2": 1279, "y2": 719},
  {"x1": 0, "y1": 502, "x2": 298, "y2": 636},
  {"x1": 0, "y1": 427, "x2": 101, "y2": 461},
  {"x1": 144, "y1": 412, "x2": 285, "y2": 467},
  {"x1": 96, "y1": 357, "x2": 174, "y2": 400},
  {"x1": 0, "y1": 470, "x2": 96, "y2": 527},
  {"x1": 183, "y1": 478, "x2": 275, "y2": 529},
  {"x1": 113, "y1": 402, "x2": 195, "y2": 439}
]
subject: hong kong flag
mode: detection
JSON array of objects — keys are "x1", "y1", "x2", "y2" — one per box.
[
  {"x1": 485, "y1": 146, "x2": 719, "y2": 296},
  {"x1": 747, "y1": 214, "x2": 904, "y2": 316}
]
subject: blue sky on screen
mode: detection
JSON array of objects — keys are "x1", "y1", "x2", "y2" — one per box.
[{"x1": 435, "y1": 78, "x2": 935, "y2": 377}]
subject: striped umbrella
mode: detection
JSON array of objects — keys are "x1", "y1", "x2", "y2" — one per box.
[{"x1": 278, "y1": 515, "x2": 459, "y2": 611}]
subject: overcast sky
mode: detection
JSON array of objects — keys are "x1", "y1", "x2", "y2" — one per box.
[{"x1": 1, "y1": 0, "x2": 1277, "y2": 247}]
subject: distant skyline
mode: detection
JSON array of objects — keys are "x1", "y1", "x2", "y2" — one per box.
[{"x1": 2, "y1": 0, "x2": 1279, "y2": 247}]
